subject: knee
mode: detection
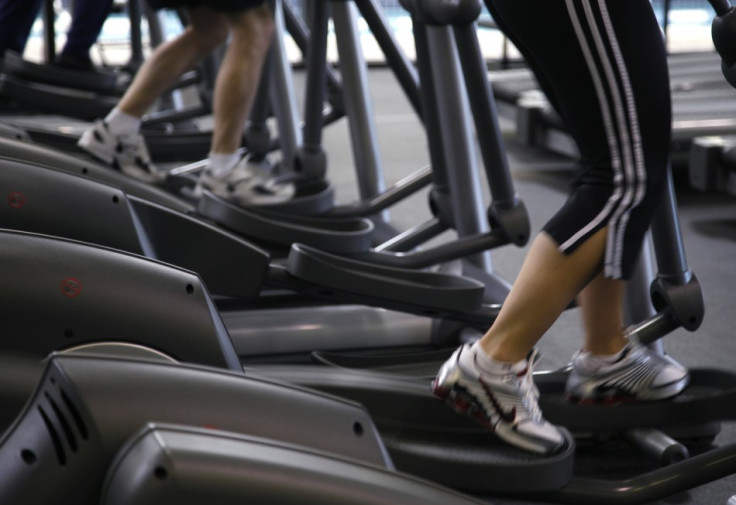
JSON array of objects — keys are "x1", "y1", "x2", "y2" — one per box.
[
  {"x1": 230, "y1": 4, "x2": 275, "y2": 50},
  {"x1": 185, "y1": 22, "x2": 230, "y2": 55}
]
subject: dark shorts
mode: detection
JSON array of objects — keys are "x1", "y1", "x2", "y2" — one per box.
[{"x1": 146, "y1": 0, "x2": 265, "y2": 12}]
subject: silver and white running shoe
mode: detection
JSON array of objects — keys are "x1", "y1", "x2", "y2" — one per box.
[
  {"x1": 432, "y1": 344, "x2": 565, "y2": 455},
  {"x1": 78, "y1": 120, "x2": 163, "y2": 183},
  {"x1": 565, "y1": 340, "x2": 689, "y2": 404}
]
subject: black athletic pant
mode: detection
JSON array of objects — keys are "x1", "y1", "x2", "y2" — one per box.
[
  {"x1": 0, "y1": 0, "x2": 112, "y2": 60},
  {"x1": 485, "y1": 0, "x2": 671, "y2": 279}
]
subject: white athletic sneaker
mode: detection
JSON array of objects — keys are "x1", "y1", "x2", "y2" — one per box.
[
  {"x1": 78, "y1": 121, "x2": 164, "y2": 183},
  {"x1": 193, "y1": 156, "x2": 295, "y2": 205},
  {"x1": 565, "y1": 340, "x2": 689, "y2": 404},
  {"x1": 432, "y1": 344, "x2": 565, "y2": 455},
  {"x1": 193, "y1": 168, "x2": 231, "y2": 199},
  {"x1": 228, "y1": 158, "x2": 295, "y2": 206}
]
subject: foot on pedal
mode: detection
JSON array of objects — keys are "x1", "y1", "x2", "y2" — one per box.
[
  {"x1": 432, "y1": 343, "x2": 565, "y2": 455},
  {"x1": 565, "y1": 339, "x2": 690, "y2": 404},
  {"x1": 78, "y1": 121, "x2": 164, "y2": 184}
]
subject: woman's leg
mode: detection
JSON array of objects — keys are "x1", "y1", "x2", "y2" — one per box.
[
  {"x1": 433, "y1": 0, "x2": 686, "y2": 454},
  {"x1": 479, "y1": 228, "x2": 607, "y2": 363},
  {"x1": 577, "y1": 272, "x2": 626, "y2": 355}
]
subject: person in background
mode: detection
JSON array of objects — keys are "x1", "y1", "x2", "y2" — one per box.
[
  {"x1": 77, "y1": 0, "x2": 290, "y2": 203},
  {"x1": 432, "y1": 0, "x2": 689, "y2": 455},
  {"x1": 0, "y1": 0, "x2": 114, "y2": 71}
]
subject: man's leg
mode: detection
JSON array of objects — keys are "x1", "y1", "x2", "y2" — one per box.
[
  {"x1": 209, "y1": 3, "x2": 274, "y2": 156},
  {"x1": 78, "y1": 6, "x2": 229, "y2": 180},
  {"x1": 117, "y1": 6, "x2": 229, "y2": 118},
  {"x1": 194, "y1": 2, "x2": 276, "y2": 199}
]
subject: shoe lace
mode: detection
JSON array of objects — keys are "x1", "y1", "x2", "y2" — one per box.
[{"x1": 516, "y1": 349, "x2": 543, "y2": 422}]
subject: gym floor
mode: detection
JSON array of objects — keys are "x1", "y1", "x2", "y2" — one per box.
[{"x1": 312, "y1": 66, "x2": 736, "y2": 504}]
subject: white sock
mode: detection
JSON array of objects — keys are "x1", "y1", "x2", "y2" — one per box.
[
  {"x1": 104, "y1": 108, "x2": 141, "y2": 137},
  {"x1": 576, "y1": 345, "x2": 627, "y2": 371},
  {"x1": 471, "y1": 341, "x2": 526, "y2": 375},
  {"x1": 207, "y1": 152, "x2": 240, "y2": 178},
  {"x1": 597, "y1": 347, "x2": 625, "y2": 362}
]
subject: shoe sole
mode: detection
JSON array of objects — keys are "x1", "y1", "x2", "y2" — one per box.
[{"x1": 432, "y1": 380, "x2": 494, "y2": 430}]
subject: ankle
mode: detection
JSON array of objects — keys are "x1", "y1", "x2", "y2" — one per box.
[
  {"x1": 104, "y1": 108, "x2": 141, "y2": 137},
  {"x1": 471, "y1": 341, "x2": 526, "y2": 375},
  {"x1": 475, "y1": 339, "x2": 530, "y2": 368},
  {"x1": 207, "y1": 152, "x2": 240, "y2": 178},
  {"x1": 573, "y1": 345, "x2": 629, "y2": 373}
]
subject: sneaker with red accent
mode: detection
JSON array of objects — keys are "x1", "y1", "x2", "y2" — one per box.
[
  {"x1": 565, "y1": 340, "x2": 689, "y2": 404},
  {"x1": 432, "y1": 343, "x2": 565, "y2": 455}
]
